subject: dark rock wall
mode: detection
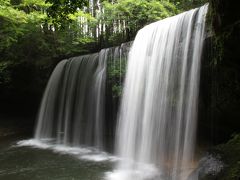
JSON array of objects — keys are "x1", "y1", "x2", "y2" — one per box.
[{"x1": 198, "y1": 0, "x2": 240, "y2": 144}]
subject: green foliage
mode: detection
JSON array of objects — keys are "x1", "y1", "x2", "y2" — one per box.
[
  {"x1": 46, "y1": 0, "x2": 88, "y2": 24},
  {"x1": 0, "y1": 0, "x2": 97, "y2": 61},
  {"x1": 107, "y1": 58, "x2": 126, "y2": 98},
  {"x1": 0, "y1": 0, "x2": 26, "y2": 51},
  {"x1": 169, "y1": 0, "x2": 208, "y2": 11},
  {"x1": 21, "y1": 0, "x2": 50, "y2": 8},
  {"x1": 101, "y1": 0, "x2": 179, "y2": 42}
]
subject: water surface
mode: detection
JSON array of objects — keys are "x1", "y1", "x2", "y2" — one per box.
[{"x1": 0, "y1": 136, "x2": 113, "y2": 180}]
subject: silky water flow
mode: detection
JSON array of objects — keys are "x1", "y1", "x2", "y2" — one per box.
[
  {"x1": 34, "y1": 4, "x2": 208, "y2": 179},
  {"x1": 108, "y1": 5, "x2": 208, "y2": 180},
  {"x1": 34, "y1": 43, "x2": 130, "y2": 151}
]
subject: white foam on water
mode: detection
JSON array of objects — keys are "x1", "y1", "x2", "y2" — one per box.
[
  {"x1": 16, "y1": 139, "x2": 117, "y2": 162},
  {"x1": 105, "y1": 162, "x2": 161, "y2": 180},
  {"x1": 81, "y1": 153, "x2": 113, "y2": 162},
  {"x1": 17, "y1": 139, "x2": 51, "y2": 149}
]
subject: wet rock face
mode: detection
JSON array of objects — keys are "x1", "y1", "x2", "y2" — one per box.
[
  {"x1": 200, "y1": 0, "x2": 240, "y2": 143},
  {"x1": 210, "y1": 0, "x2": 240, "y2": 58},
  {"x1": 210, "y1": 0, "x2": 240, "y2": 32},
  {"x1": 188, "y1": 154, "x2": 224, "y2": 180}
]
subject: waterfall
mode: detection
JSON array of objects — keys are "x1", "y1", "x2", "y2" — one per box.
[
  {"x1": 108, "y1": 5, "x2": 208, "y2": 180},
  {"x1": 34, "y1": 43, "x2": 130, "y2": 151}
]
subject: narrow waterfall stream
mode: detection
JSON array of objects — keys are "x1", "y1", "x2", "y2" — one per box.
[{"x1": 108, "y1": 5, "x2": 208, "y2": 180}]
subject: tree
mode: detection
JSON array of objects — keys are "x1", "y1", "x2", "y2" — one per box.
[
  {"x1": 101, "y1": 0, "x2": 178, "y2": 43},
  {"x1": 46, "y1": 0, "x2": 88, "y2": 23}
]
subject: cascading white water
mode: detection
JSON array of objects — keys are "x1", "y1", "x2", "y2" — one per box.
[
  {"x1": 108, "y1": 5, "x2": 208, "y2": 180},
  {"x1": 34, "y1": 43, "x2": 130, "y2": 152},
  {"x1": 34, "y1": 52, "x2": 107, "y2": 149}
]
